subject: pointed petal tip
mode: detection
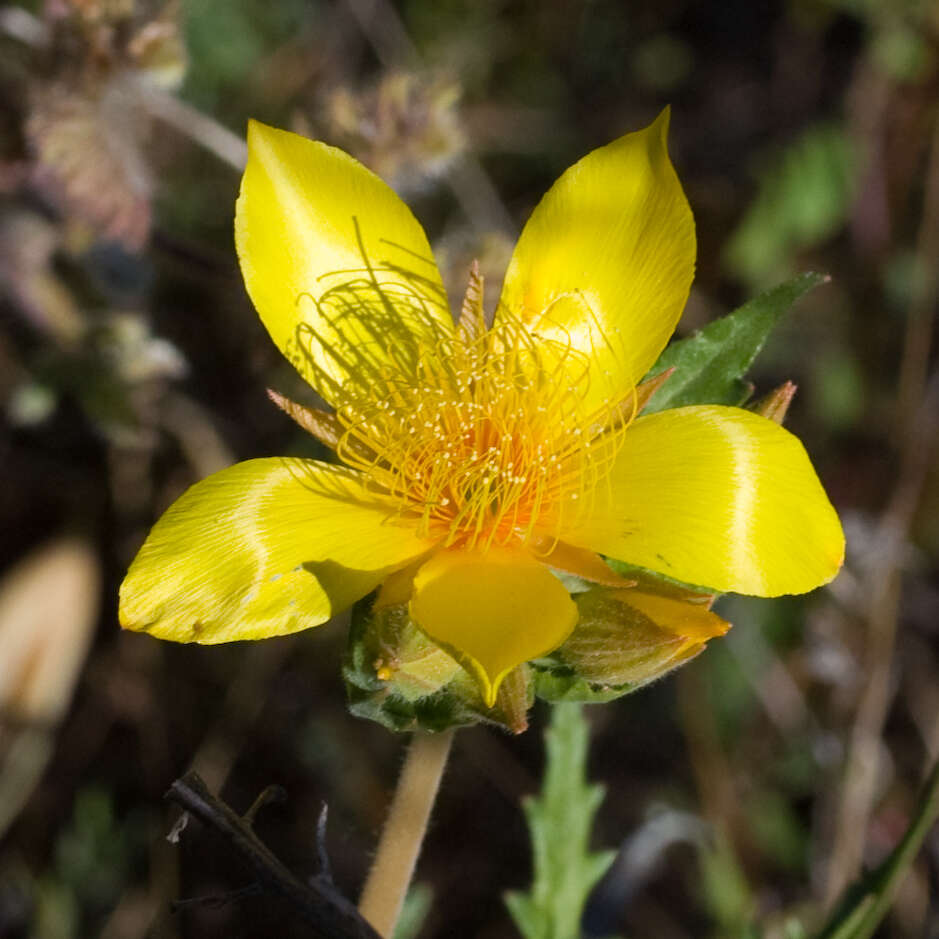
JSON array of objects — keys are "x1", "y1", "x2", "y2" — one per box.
[
  {"x1": 654, "y1": 104, "x2": 672, "y2": 136},
  {"x1": 235, "y1": 119, "x2": 450, "y2": 400},
  {"x1": 496, "y1": 103, "x2": 694, "y2": 407},
  {"x1": 245, "y1": 118, "x2": 278, "y2": 149},
  {"x1": 244, "y1": 119, "x2": 271, "y2": 162}
]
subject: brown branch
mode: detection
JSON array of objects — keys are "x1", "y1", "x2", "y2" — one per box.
[{"x1": 165, "y1": 771, "x2": 382, "y2": 939}]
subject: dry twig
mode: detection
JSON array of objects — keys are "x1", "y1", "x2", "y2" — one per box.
[{"x1": 165, "y1": 771, "x2": 381, "y2": 939}]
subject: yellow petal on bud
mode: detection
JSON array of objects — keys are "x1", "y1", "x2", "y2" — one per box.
[
  {"x1": 623, "y1": 591, "x2": 730, "y2": 642},
  {"x1": 559, "y1": 588, "x2": 730, "y2": 688}
]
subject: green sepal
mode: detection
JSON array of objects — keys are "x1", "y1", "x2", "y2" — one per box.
[
  {"x1": 603, "y1": 557, "x2": 718, "y2": 599},
  {"x1": 342, "y1": 595, "x2": 533, "y2": 734},
  {"x1": 531, "y1": 660, "x2": 636, "y2": 704},
  {"x1": 504, "y1": 702, "x2": 616, "y2": 939},
  {"x1": 642, "y1": 272, "x2": 827, "y2": 413}
]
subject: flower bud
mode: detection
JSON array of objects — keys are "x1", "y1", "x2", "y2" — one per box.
[
  {"x1": 343, "y1": 599, "x2": 533, "y2": 734},
  {"x1": 557, "y1": 588, "x2": 730, "y2": 688},
  {"x1": 366, "y1": 604, "x2": 463, "y2": 702}
]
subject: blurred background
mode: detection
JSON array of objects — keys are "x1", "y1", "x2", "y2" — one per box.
[{"x1": 0, "y1": 0, "x2": 938, "y2": 936}]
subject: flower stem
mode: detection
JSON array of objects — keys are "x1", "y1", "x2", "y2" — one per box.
[{"x1": 358, "y1": 728, "x2": 454, "y2": 937}]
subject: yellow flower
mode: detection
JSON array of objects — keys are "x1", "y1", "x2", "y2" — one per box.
[{"x1": 119, "y1": 111, "x2": 844, "y2": 707}]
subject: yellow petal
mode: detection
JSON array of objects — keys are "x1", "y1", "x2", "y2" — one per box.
[
  {"x1": 409, "y1": 548, "x2": 578, "y2": 706},
  {"x1": 235, "y1": 121, "x2": 452, "y2": 405},
  {"x1": 496, "y1": 109, "x2": 695, "y2": 413},
  {"x1": 120, "y1": 458, "x2": 435, "y2": 643},
  {"x1": 566, "y1": 406, "x2": 844, "y2": 597}
]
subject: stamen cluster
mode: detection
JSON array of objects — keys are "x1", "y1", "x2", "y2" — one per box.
[{"x1": 334, "y1": 316, "x2": 630, "y2": 550}]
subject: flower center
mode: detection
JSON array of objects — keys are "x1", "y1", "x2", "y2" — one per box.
[{"x1": 334, "y1": 315, "x2": 630, "y2": 550}]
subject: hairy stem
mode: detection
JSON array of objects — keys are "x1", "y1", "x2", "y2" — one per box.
[{"x1": 359, "y1": 729, "x2": 454, "y2": 937}]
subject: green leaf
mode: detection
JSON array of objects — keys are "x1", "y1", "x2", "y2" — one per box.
[
  {"x1": 505, "y1": 703, "x2": 616, "y2": 939},
  {"x1": 810, "y1": 758, "x2": 939, "y2": 939},
  {"x1": 643, "y1": 272, "x2": 827, "y2": 414}
]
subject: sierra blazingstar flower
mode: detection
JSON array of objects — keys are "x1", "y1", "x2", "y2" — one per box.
[{"x1": 119, "y1": 111, "x2": 844, "y2": 706}]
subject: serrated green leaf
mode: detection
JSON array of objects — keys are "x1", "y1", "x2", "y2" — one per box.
[
  {"x1": 505, "y1": 703, "x2": 616, "y2": 939},
  {"x1": 643, "y1": 272, "x2": 826, "y2": 414}
]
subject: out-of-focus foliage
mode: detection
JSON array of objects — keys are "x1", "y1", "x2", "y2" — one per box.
[
  {"x1": 322, "y1": 71, "x2": 466, "y2": 193},
  {"x1": 24, "y1": 0, "x2": 188, "y2": 249},
  {"x1": 725, "y1": 127, "x2": 856, "y2": 289}
]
